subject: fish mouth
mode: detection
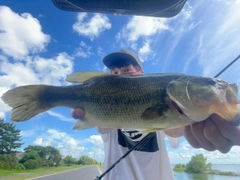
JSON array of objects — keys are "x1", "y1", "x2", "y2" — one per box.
[{"x1": 171, "y1": 100, "x2": 187, "y2": 117}]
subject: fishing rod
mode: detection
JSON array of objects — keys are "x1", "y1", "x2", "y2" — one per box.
[
  {"x1": 214, "y1": 54, "x2": 240, "y2": 78},
  {"x1": 95, "y1": 53, "x2": 240, "y2": 180},
  {"x1": 95, "y1": 132, "x2": 156, "y2": 180}
]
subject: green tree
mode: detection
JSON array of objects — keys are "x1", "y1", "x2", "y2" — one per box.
[
  {"x1": 45, "y1": 146, "x2": 62, "y2": 166},
  {"x1": 24, "y1": 159, "x2": 41, "y2": 169},
  {"x1": 24, "y1": 145, "x2": 62, "y2": 166},
  {"x1": 173, "y1": 163, "x2": 186, "y2": 172},
  {"x1": 78, "y1": 155, "x2": 98, "y2": 165},
  {"x1": 0, "y1": 119, "x2": 24, "y2": 154},
  {"x1": 63, "y1": 155, "x2": 78, "y2": 165},
  {"x1": 19, "y1": 150, "x2": 41, "y2": 164},
  {"x1": 24, "y1": 145, "x2": 48, "y2": 158},
  {"x1": 206, "y1": 162, "x2": 212, "y2": 171},
  {"x1": 0, "y1": 154, "x2": 18, "y2": 169},
  {"x1": 185, "y1": 154, "x2": 207, "y2": 173}
]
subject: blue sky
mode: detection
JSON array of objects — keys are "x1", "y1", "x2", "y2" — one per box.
[{"x1": 0, "y1": 0, "x2": 240, "y2": 164}]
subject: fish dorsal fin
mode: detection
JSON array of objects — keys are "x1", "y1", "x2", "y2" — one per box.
[{"x1": 66, "y1": 72, "x2": 111, "y2": 83}]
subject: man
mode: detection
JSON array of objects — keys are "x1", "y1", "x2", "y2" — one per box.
[{"x1": 72, "y1": 49, "x2": 240, "y2": 179}]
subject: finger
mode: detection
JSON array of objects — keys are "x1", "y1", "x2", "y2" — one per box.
[
  {"x1": 203, "y1": 116, "x2": 232, "y2": 153},
  {"x1": 184, "y1": 125, "x2": 200, "y2": 148},
  {"x1": 211, "y1": 114, "x2": 240, "y2": 146},
  {"x1": 190, "y1": 121, "x2": 216, "y2": 151},
  {"x1": 71, "y1": 108, "x2": 85, "y2": 119}
]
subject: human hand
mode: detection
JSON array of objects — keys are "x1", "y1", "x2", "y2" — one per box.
[
  {"x1": 184, "y1": 114, "x2": 240, "y2": 153},
  {"x1": 71, "y1": 108, "x2": 85, "y2": 119},
  {"x1": 71, "y1": 108, "x2": 113, "y2": 133}
]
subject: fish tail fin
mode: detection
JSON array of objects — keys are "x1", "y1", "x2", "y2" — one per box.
[
  {"x1": 1, "y1": 85, "x2": 54, "y2": 122},
  {"x1": 210, "y1": 102, "x2": 240, "y2": 121}
]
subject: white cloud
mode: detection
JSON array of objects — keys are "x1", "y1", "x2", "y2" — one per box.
[
  {"x1": 74, "y1": 41, "x2": 93, "y2": 58},
  {"x1": 115, "y1": 16, "x2": 169, "y2": 65},
  {"x1": 0, "y1": 53, "x2": 73, "y2": 88},
  {"x1": 181, "y1": 146, "x2": 190, "y2": 151},
  {"x1": 33, "y1": 130, "x2": 105, "y2": 161},
  {"x1": 33, "y1": 129, "x2": 85, "y2": 157},
  {"x1": 28, "y1": 53, "x2": 73, "y2": 85},
  {"x1": 0, "y1": 53, "x2": 74, "y2": 119},
  {"x1": 86, "y1": 135, "x2": 103, "y2": 148},
  {"x1": 230, "y1": 146, "x2": 240, "y2": 153},
  {"x1": 20, "y1": 130, "x2": 35, "y2": 137},
  {"x1": 179, "y1": 2, "x2": 192, "y2": 20},
  {"x1": 0, "y1": 6, "x2": 74, "y2": 124},
  {"x1": 47, "y1": 111, "x2": 75, "y2": 123},
  {"x1": 137, "y1": 40, "x2": 156, "y2": 63},
  {"x1": 73, "y1": 13, "x2": 111, "y2": 40},
  {"x1": 88, "y1": 148, "x2": 104, "y2": 161},
  {"x1": 86, "y1": 135, "x2": 104, "y2": 161},
  {"x1": 182, "y1": 1, "x2": 240, "y2": 77},
  {"x1": 0, "y1": 86, "x2": 11, "y2": 113},
  {"x1": 118, "y1": 16, "x2": 169, "y2": 42},
  {"x1": 167, "y1": 139, "x2": 240, "y2": 164},
  {"x1": 0, "y1": 6, "x2": 50, "y2": 59},
  {"x1": 34, "y1": 137, "x2": 52, "y2": 146},
  {"x1": 0, "y1": 112, "x2": 5, "y2": 119}
]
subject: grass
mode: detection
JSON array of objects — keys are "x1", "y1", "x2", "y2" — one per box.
[
  {"x1": 98, "y1": 164, "x2": 104, "y2": 171},
  {"x1": 219, "y1": 171, "x2": 235, "y2": 176},
  {"x1": 0, "y1": 165, "x2": 83, "y2": 180}
]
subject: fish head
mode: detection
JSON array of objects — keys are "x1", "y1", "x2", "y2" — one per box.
[{"x1": 166, "y1": 77, "x2": 240, "y2": 122}]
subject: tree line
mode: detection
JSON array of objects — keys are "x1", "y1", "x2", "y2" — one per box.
[
  {"x1": 0, "y1": 119, "x2": 99, "y2": 170},
  {"x1": 173, "y1": 154, "x2": 212, "y2": 173}
]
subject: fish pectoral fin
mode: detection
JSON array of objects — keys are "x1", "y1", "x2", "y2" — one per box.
[
  {"x1": 210, "y1": 102, "x2": 239, "y2": 121},
  {"x1": 139, "y1": 128, "x2": 165, "y2": 133},
  {"x1": 141, "y1": 105, "x2": 169, "y2": 120},
  {"x1": 72, "y1": 117, "x2": 94, "y2": 130},
  {"x1": 66, "y1": 72, "x2": 111, "y2": 83}
]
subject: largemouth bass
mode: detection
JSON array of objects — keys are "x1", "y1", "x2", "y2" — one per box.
[{"x1": 1, "y1": 72, "x2": 240, "y2": 131}]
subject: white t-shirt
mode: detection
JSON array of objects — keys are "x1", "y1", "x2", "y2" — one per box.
[{"x1": 97, "y1": 128, "x2": 180, "y2": 180}]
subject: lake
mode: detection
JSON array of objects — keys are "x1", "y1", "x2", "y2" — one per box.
[
  {"x1": 173, "y1": 164, "x2": 240, "y2": 180},
  {"x1": 211, "y1": 164, "x2": 240, "y2": 173}
]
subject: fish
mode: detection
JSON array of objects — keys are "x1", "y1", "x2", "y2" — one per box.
[{"x1": 1, "y1": 72, "x2": 240, "y2": 131}]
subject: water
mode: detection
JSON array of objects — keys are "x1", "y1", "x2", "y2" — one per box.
[
  {"x1": 173, "y1": 164, "x2": 240, "y2": 180},
  {"x1": 174, "y1": 172, "x2": 240, "y2": 180},
  {"x1": 212, "y1": 164, "x2": 240, "y2": 173}
]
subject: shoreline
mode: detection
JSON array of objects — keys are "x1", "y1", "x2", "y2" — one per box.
[
  {"x1": 203, "y1": 169, "x2": 240, "y2": 176},
  {"x1": 173, "y1": 169, "x2": 240, "y2": 177}
]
